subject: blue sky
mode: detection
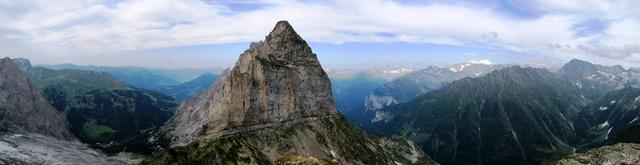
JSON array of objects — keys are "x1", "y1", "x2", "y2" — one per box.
[{"x1": 1, "y1": 0, "x2": 639, "y2": 69}]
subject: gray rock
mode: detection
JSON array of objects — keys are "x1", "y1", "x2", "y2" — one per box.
[
  {"x1": 0, "y1": 133, "x2": 134, "y2": 165},
  {"x1": 0, "y1": 57, "x2": 74, "y2": 141},
  {"x1": 164, "y1": 21, "x2": 338, "y2": 146}
]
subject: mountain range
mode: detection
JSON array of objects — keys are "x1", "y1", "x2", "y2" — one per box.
[
  {"x1": 45, "y1": 64, "x2": 221, "y2": 90},
  {"x1": 339, "y1": 62, "x2": 511, "y2": 128},
  {"x1": 13, "y1": 58, "x2": 177, "y2": 154},
  {"x1": 367, "y1": 59, "x2": 640, "y2": 164},
  {"x1": 153, "y1": 72, "x2": 218, "y2": 100}
]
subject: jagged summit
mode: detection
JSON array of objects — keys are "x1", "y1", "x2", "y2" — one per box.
[
  {"x1": 166, "y1": 21, "x2": 337, "y2": 146},
  {"x1": 256, "y1": 20, "x2": 315, "y2": 65},
  {"x1": 266, "y1": 21, "x2": 302, "y2": 43}
]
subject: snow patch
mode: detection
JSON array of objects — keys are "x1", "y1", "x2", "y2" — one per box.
[
  {"x1": 629, "y1": 117, "x2": 639, "y2": 124},
  {"x1": 605, "y1": 127, "x2": 613, "y2": 140},
  {"x1": 610, "y1": 100, "x2": 616, "y2": 104},
  {"x1": 450, "y1": 63, "x2": 470, "y2": 72},
  {"x1": 329, "y1": 150, "x2": 336, "y2": 158},
  {"x1": 599, "y1": 121, "x2": 610, "y2": 128},
  {"x1": 599, "y1": 106, "x2": 608, "y2": 111}
]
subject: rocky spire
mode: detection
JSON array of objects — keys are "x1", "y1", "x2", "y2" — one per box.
[
  {"x1": 0, "y1": 57, "x2": 75, "y2": 141},
  {"x1": 165, "y1": 20, "x2": 337, "y2": 146},
  {"x1": 255, "y1": 20, "x2": 316, "y2": 66},
  {"x1": 266, "y1": 21, "x2": 303, "y2": 43}
]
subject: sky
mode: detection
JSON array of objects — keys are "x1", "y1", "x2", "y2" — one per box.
[{"x1": 1, "y1": 0, "x2": 639, "y2": 69}]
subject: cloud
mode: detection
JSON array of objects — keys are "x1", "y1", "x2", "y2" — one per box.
[
  {"x1": 579, "y1": 45, "x2": 640, "y2": 59},
  {"x1": 464, "y1": 52, "x2": 478, "y2": 56},
  {"x1": 469, "y1": 59, "x2": 492, "y2": 65},
  {"x1": 0, "y1": 0, "x2": 639, "y2": 66}
]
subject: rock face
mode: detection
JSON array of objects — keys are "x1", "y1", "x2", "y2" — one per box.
[
  {"x1": 165, "y1": 21, "x2": 338, "y2": 146},
  {"x1": 0, "y1": 134, "x2": 135, "y2": 164},
  {"x1": 0, "y1": 57, "x2": 131, "y2": 164},
  {"x1": 153, "y1": 21, "x2": 433, "y2": 164},
  {"x1": 555, "y1": 143, "x2": 640, "y2": 165},
  {"x1": 0, "y1": 57, "x2": 74, "y2": 141}
]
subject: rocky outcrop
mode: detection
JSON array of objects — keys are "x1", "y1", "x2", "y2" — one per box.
[
  {"x1": 555, "y1": 143, "x2": 640, "y2": 165},
  {"x1": 153, "y1": 21, "x2": 433, "y2": 164},
  {"x1": 0, "y1": 134, "x2": 136, "y2": 164},
  {"x1": 0, "y1": 57, "x2": 74, "y2": 141}
]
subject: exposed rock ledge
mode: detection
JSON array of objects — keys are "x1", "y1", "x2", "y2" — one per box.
[{"x1": 0, "y1": 134, "x2": 141, "y2": 164}]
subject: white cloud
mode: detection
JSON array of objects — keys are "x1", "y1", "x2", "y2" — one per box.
[
  {"x1": 0, "y1": 0, "x2": 639, "y2": 67},
  {"x1": 469, "y1": 59, "x2": 492, "y2": 65}
]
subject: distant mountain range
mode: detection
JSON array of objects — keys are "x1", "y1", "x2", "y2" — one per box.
[
  {"x1": 338, "y1": 62, "x2": 511, "y2": 127},
  {"x1": 153, "y1": 72, "x2": 218, "y2": 100},
  {"x1": 44, "y1": 63, "x2": 222, "y2": 90},
  {"x1": 367, "y1": 59, "x2": 640, "y2": 164},
  {"x1": 328, "y1": 67, "x2": 412, "y2": 114}
]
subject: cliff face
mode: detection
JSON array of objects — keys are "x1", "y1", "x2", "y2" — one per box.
[
  {"x1": 0, "y1": 57, "x2": 129, "y2": 164},
  {"x1": 154, "y1": 21, "x2": 433, "y2": 164},
  {"x1": 0, "y1": 57, "x2": 74, "y2": 141},
  {"x1": 165, "y1": 21, "x2": 338, "y2": 146}
]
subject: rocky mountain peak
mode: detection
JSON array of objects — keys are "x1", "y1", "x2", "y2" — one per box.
[
  {"x1": 267, "y1": 21, "x2": 298, "y2": 41},
  {"x1": 257, "y1": 20, "x2": 315, "y2": 65},
  {"x1": 152, "y1": 22, "x2": 432, "y2": 164},
  {"x1": 166, "y1": 21, "x2": 337, "y2": 146},
  {"x1": 560, "y1": 59, "x2": 598, "y2": 76},
  {"x1": 0, "y1": 57, "x2": 75, "y2": 141}
]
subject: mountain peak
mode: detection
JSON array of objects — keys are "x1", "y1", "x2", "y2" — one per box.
[
  {"x1": 567, "y1": 59, "x2": 592, "y2": 65},
  {"x1": 560, "y1": 59, "x2": 598, "y2": 78},
  {"x1": 166, "y1": 21, "x2": 337, "y2": 146},
  {"x1": 261, "y1": 21, "x2": 313, "y2": 61},
  {"x1": 266, "y1": 21, "x2": 299, "y2": 41}
]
